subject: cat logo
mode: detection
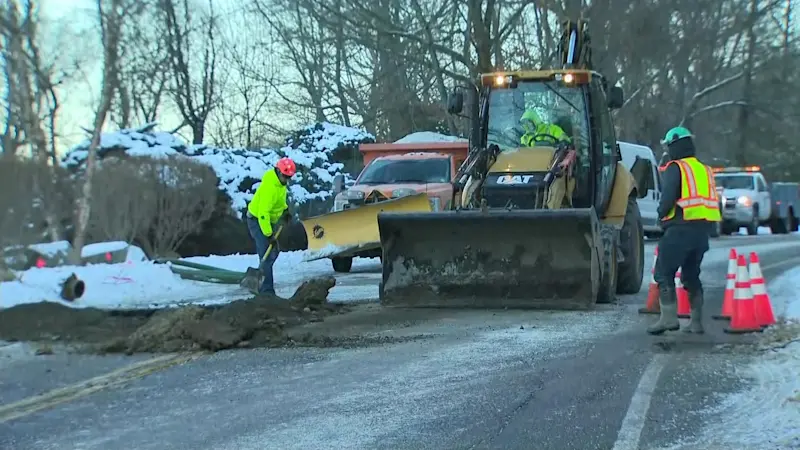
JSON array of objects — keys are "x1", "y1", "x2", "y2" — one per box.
[{"x1": 497, "y1": 174, "x2": 535, "y2": 185}]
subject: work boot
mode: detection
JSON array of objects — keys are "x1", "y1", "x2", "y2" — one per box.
[
  {"x1": 682, "y1": 289, "x2": 705, "y2": 334},
  {"x1": 647, "y1": 286, "x2": 680, "y2": 335}
]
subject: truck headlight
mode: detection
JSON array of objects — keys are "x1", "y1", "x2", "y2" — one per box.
[
  {"x1": 392, "y1": 188, "x2": 417, "y2": 198},
  {"x1": 429, "y1": 197, "x2": 441, "y2": 211},
  {"x1": 737, "y1": 196, "x2": 753, "y2": 207},
  {"x1": 333, "y1": 190, "x2": 365, "y2": 211}
]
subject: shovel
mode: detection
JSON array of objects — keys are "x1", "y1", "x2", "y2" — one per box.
[{"x1": 240, "y1": 224, "x2": 285, "y2": 294}]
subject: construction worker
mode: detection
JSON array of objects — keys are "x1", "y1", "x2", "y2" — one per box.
[
  {"x1": 520, "y1": 109, "x2": 570, "y2": 147},
  {"x1": 246, "y1": 157, "x2": 297, "y2": 295},
  {"x1": 648, "y1": 126, "x2": 721, "y2": 335}
]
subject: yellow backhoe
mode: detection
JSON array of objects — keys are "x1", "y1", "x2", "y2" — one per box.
[{"x1": 376, "y1": 20, "x2": 647, "y2": 309}]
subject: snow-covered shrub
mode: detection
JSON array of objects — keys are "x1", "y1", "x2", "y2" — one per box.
[{"x1": 62, "y1": 121, "x2": 375, "y2": 219}]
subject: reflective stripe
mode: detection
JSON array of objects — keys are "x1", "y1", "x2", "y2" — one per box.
[
  {"x1": 675, "y1": 160, "x2": 698, "y2": 197},
  {"x1": 676, "y1": 197, "x2": 719, "y2": 208},
  {"x1": 662, "y1": 157, "x2": 721, "y2": 222}
]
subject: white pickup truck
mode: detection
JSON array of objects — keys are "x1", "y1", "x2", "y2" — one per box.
[{"x1": 713, "y1": 166, "x2": 800, "y2": 235}]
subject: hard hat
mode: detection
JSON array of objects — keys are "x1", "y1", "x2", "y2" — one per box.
[
  {"x1": 661, "y1": 126, "x2": 693, "y2": 145},
  {"x1": 276, "y1": 157, "x2": 297, "y2": 177}
]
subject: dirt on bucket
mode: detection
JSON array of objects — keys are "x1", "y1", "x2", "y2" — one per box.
[{"x1": 0, "y1": 276, "x2": 353, "y2": 354}]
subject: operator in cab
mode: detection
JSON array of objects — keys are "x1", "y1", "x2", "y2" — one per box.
[
  {"x1": 246, "y1": 157, "x2": 296, "y2": 296},
  {"x1": 648, "y1": 127, "x2": 721, "y2": 335},
  {"x1": 519, "y1": 109, "x2": 570, "y2": 147}
]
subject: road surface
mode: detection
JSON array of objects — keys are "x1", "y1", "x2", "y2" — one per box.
[{"x1": 2, "y1": 233, "x2": 800, "y2": 450}]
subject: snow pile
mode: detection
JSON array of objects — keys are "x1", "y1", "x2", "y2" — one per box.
[
  {"x1": 0, "y1": 251, "x2": 381, "y2": 310},
  {"x1": 61, "y1": 122, "x2": 375, "y2": 217},
  {"x1": 765, "y1": 265, "x2": 800, "y2": 320},
  {"x1": 394, "y1": 131, "x2": 467, "y2": 144}
]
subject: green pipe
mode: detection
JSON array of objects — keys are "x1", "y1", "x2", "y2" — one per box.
[
  {"x1": 169, "y1": 267, "x2": 244, "y2": 284},
  {"x1": 158, "y1": 258, "x2": 245, "y2": 274},
  {"x1": 173, "y1": 271, "x2": 239, "y2": 284}
]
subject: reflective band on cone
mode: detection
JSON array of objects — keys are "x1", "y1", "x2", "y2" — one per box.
[
  {"x1": 639, "y1": 245, "x2": 660, "y2": 315},
  {"x1": 749, "y1": 252, "x2": 776, "y2": 328},
  {"x1": 713, "y1": 248, "x2": 737, "y2": 320},
  {"x1": 724, "y1": 254, "x2": 762, "y2": 334}
]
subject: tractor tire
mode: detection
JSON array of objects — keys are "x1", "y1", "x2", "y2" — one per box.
[
  {"x1": 617, "y1": 196, "x2": 645, "y2": 295},
  {"x1": 597, "y1": 225, "x2": 619, "y2": 304}
]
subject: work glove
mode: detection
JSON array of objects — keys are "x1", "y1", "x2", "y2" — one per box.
[
  {"x1": 266, "y1": 234, "x2": 277, "y2": 249},
  {"x1": 280, "y1": 209, "x2": 293, "y2": 224}
]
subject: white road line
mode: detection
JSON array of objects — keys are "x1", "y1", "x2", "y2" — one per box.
[{"x1": 612, "y1": 353, "x2": 670, "y2": 450}]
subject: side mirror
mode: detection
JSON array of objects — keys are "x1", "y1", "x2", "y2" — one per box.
[
  {"x1": 333, "y1": 174, "x2": 345, "y2": 194},
  {"x1": 447, "y1": 88, "x2": 464, "y2": 115},
  {"x1": 629, "y1": 156, "x2": 651, "y2": 199},
  {"x1": 607, "y1": 86, "x2": 624, "y2": 109}
]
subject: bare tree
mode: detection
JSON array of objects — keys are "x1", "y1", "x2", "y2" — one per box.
[
  {"x1": 111, "y1": 0, "x2": 171, "y2": 128},
  {"x1": 0, "y1": 1, "x2": 69, "y2": 240},
  {"x1": 158, "y1": 0, "x2": 219, "y2": 144},
  {"x1": 69, "y1": 0, "x2": 125, "y2": 264},
  {"x1": 207, "y1": 13, "x2": 282, "y2": 148}
]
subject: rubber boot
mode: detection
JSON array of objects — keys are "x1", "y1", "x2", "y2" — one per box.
[
  {"x1": 682, "y1": 289, "x2": 705, "y2": 334},
  {"x1": 647, "y1": 286, "x2": 680, "y2": 335}
]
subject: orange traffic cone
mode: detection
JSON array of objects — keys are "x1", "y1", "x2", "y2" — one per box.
[
  {"x1": 724, "y1": 255, "x2": 763, "y2": 334},
  {"x1": 676, "y1": 268, "x2": 691, "y2": 319},
  {"x1": 713, "y1": 248, "x2": 738, "y2": 320},
  {"x1": 749, "y1": 252, "x2": 776, "y2": 328},
  {"x1": 639, "y1": 246, "x2": 660, "y2": 315}
]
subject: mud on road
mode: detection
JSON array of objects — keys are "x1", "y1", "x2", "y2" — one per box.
[{"x1": 0, "y1": 276, "x2": 433, "y2": 355}]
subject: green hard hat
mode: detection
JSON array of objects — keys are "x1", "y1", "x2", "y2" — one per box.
[{"x1": 662, "y1": 126, "x2": 693, "y2": 144}]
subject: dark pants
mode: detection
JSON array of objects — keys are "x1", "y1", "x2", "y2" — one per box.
[
  {"x1": 654, "y1": 224, "x2": 710, "y2": 293},
  {"x1": 246, "y1": 216, "x2": 279, "y2": 294}
]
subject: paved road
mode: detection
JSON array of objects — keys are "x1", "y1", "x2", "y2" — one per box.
[{"x1": 2, "y1": 233, "x2": 799, "y2": 450}]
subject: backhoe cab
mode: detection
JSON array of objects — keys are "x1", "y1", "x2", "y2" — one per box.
[{"x1": 446, "y1": 69, "x2": 625, "y2": 214}]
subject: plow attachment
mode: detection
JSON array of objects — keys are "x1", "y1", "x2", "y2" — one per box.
[
  {"x1": 301, "y1": 193, "x2": 432, "y2": 261},
  {"x1": 378, "y1": 208, "x2": 603, "y2": 310}
]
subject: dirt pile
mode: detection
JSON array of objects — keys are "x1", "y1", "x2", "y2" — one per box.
[{"x1": 0, "y1": 276, "x2": 350, "y2": 354}]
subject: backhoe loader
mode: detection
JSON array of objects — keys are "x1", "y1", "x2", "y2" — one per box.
[{"x1": 377, "y1": 20, "x2": 647, "y2": 309}]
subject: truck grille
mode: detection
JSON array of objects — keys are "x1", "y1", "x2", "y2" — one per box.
[{"x1": 724, "y1": 197, "x2": 736, "y2": 209}]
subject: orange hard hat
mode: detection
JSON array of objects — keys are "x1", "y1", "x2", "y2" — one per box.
[{"x1": 275, "y1": 157, "x2": 297, "y2": 177}]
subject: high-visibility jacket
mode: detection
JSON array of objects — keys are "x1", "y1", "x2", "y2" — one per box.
[
  {"x1": 247, "y1": 169, "x2": 288, "y2": 237},
  {"x1": 520, "y1": 123, "x2": 570, "y2": 147},
  {"x1": 659, "y1": 157, "x2": 721, "y2": 223}
]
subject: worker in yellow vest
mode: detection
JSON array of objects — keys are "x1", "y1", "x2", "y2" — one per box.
[{"x1": 648, "y1": 126, "x2": 721, "y2": 335}]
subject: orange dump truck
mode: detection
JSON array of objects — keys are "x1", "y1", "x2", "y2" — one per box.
[{"x1": 300, "y1": 140, "x2": 469, "y2": 272}]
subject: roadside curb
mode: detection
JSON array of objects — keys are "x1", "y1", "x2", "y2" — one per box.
[{"x1": 0, "y1": 352, "x2": 204, "y2": 423}]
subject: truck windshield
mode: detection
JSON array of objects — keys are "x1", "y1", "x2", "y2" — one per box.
[
  {"x1": 358, "y1": 158, "x2": 450, "y2": 184},
  {"x1": 715, "y1": 175, "x2": 754, "y2": 190},
  {"x1": 486, "y1": 80, "x2": 589, "y2": 152}
]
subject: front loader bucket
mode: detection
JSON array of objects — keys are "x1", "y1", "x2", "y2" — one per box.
[
  {"x1": 301, "y1": 193, "x2": 432, "y2": 261},
  {"x1": 378, "y1": 208, "x2": 602, "y2": 310}
]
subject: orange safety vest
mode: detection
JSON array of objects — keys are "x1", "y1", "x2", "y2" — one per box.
[{"x1": 658, "y1": 157, "x2": 722, "y2": 222}]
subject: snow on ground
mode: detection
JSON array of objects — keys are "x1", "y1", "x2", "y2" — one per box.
[
  {"x1": 394, "y1": 132, "x2": 467, "y2": 144},
  {"x1": 663, "y1": 267, "x2": 800, "y2": 450},
  {"x1": 0, "y1": 251, "x2": 381, "y2": 310}
]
